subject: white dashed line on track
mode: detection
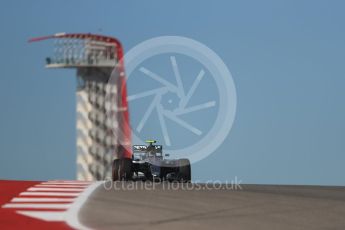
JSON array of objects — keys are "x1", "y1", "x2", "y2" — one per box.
[
  {"x1": 11, "y1": 197, "x2": 76, "y2": 202},
  {"x1": 28, "y1": 187, "x2": 84, "y2": 192}
]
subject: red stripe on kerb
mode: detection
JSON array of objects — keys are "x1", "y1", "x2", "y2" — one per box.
[
  {"x1": 0, "y1": 180, "x2": 72, "y2": 229},
  {"x1": 0, "y1": 180, "x2": 39, "y2": 206}
]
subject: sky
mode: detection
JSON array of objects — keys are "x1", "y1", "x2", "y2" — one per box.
[{"x1": 0, "y1": 0, "x2": 344, "y2": 185}]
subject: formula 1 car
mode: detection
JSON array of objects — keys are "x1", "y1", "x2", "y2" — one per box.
[{"x1": 112, "y1": 140, "x2": 191, "y2": 182}]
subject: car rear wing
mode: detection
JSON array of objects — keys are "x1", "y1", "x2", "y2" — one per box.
[{"x1": 133, "y1": 145, "x2": 163, "y2": 153}]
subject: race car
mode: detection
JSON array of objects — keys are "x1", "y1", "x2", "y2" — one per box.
[{"x1": 112, "y1": 140, "x2": 191, "y2": 182}]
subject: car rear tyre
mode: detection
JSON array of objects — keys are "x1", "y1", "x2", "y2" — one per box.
[{"x1": 112, "y1": 158, "x2": 132, "y2": 181}]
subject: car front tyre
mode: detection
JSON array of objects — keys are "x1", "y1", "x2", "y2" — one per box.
[{"x1": 178, "y1": 158, "x2": 191, "y2": 182}]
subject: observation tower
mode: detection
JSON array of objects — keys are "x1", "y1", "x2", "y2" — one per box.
[{"x1": 29, "y1": 33, "x2": 131, "y2": 180}]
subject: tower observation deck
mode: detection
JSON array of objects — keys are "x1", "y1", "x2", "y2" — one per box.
[{"x1": 30, "y1": 33, "x2": 132, "y2": 180}]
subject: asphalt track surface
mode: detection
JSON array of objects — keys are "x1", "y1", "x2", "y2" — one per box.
[{"x1": 80, "y1": 182, "x2": 345, "y2": 230}]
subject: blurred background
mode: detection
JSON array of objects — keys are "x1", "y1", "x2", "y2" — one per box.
[{"x1": 0, "y1": 0, "x2": 344, "y2": 185}]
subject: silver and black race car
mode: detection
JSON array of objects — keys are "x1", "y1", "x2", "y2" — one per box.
[{"x1": 112, "y1": 140, "x2": 191, "y2": 182}]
